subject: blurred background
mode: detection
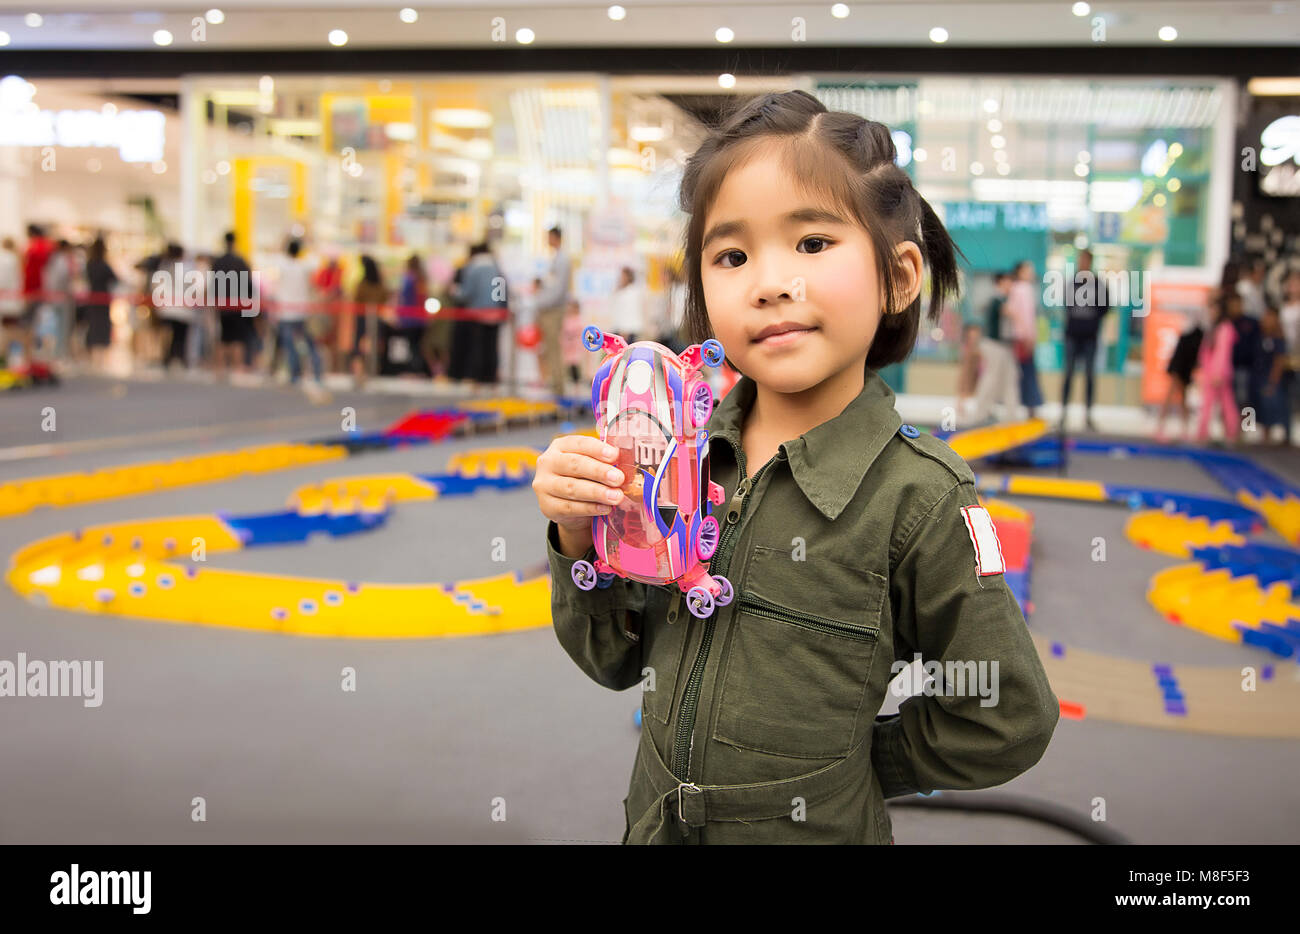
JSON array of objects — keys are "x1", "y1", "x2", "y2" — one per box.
[{"x1": 0, "y1": 1, "x2": 1298, "y2": 845}]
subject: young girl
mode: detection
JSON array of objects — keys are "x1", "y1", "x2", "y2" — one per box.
[
  {"x1": 532, "y1": 90, "x2": 1059, "y2": 844},
  {"x1": 1196, "y1": 293, "x2": 1240, "y2": 445}
]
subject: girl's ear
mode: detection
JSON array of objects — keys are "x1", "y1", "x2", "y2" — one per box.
[{"x1": 890, "y1": 241, "x2": 924, "y2": 311}]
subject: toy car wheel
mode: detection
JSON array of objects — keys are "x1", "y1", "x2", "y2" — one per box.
[
  {"x1": 582, "y1": 326, "x2": 604, "y2": 352},
  {"x1": 713, "y1": 576, "x2": 733, "y2": 606},
  {"x1": 687, "y1": 379, "x2": 713, "y2": 427},
  {"x1": 571, "y1": 560, "x2": 597, "y2": 591},
  {"x1": 686, "y1": 585, "x2": 715, "y2": 618},
  {"x1": 595, "y1": 572, "x2": 615, "y2": 590},
  {"x1": 695, "y1": 515, "x2": 720, "y2": 561},
  {"x1": 701, "y1": 339, "x2": 725, "y2": 368}
]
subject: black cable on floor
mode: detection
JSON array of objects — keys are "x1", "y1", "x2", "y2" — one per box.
[{"x1": 888, "y1": 791, "x2": 1131, "y2": 844}]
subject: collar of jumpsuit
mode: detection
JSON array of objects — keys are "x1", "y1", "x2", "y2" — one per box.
[{"x1": 704, "y1": 365, "x2": 904, "y2": 520}]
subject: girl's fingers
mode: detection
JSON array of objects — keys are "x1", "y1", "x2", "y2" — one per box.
[
  {"x1": 543, "y1": 494, "x2": 615, "y2": 519},
  {"x1": 553, "y1": 451, "x2": 626, "y2": 487},
  {"x1": 544, "y1": 476, "x2": 626, "y2": 506},
  {"x1": 559, "y1": 434, "x2": 620, "y2": 464}
]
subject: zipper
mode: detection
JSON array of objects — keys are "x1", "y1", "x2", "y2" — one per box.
[
  {"x1": 671, "y1": 440, "x2": 777, "y2": 781},
  {"x1": 736, "y1": 592, "x2": 880, "y2": 643}
]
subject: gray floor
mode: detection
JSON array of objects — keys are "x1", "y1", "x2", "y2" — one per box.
[{"x1": 1, "y1": 375, "x2": 1298, "y2": 844}]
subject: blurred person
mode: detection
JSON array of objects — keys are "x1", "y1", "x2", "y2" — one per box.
[
  {"x1": 1059, "y1": 249, "x2": 1110, "y2": 432},
  {"x1": 310, "y1": 253, "x2": 343, "y2": 371},
  {"x1": 956, "y1": 321, "x2": 1020, "y2": 426},
  {"x1": 348, "y1": 254, "x2": 391, "y2": 389},
  {"x1": 1004, "y1": 258, "x2": 1044, "y2": 419},
  {"x1": 156, "y1": 243, "x2": 195, "y2": 371},
  {"x1": 1154, "y1": 311, "x2": 1204, "y2": 443},
  {"x1": 534, "y1": 225, "x2": 572, "y2": 396},
  {"x1": 608, "y1": 266, "x2": 645, "y2": 344},
  {"x1": 0, "y1": 236, "x2": 31, "y2": 366},
  {"x1": 1236, "y1": 257, "x2": 1267, "y2": 320},
  {"x1": 984, "y1": 270, "x2": 1012, "y2": 343},
  {"x1": 1196, "y1": 292, "x2": 1239, "y2": 445},
  {"x1": 38, "y1": 239, "x2": 77, "y2": 360},
  {"x1": 1227, "y1": 290, "x2": 1260, "y2": 427},
  {"x1": 391, "y1": 253, "x2": 432, "y2": 378},
  {"x1": 450, "y1": 241, "x2": 509, "y2": 387},
  {"x1": 80, "y1": 237, "x2": 118, "y2": 370},
  {"x1": 1281, "y1": 270, "x2": 1300, "y2": 425},
  {"x1": 213, "y1": 231, "x2": 255, "y2": 376},
  {"x1": 189, "y1": 253, "x2": 217, "y2": 369},
  {"x1": 561, "y1": 298, "x2": 584, "y2": 392},
  {"x1": 1256, "y1": 306, "x2": 1291, "y2": 446},
  {"x1": 272, "y1": 238, "x2": 326, "y2": 396},
  {"x1": 21, "y1": 225, "x2": 53, "y2": 354}
]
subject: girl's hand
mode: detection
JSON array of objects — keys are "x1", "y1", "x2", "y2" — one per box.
[{"x1": 534, "y1": 435, "x2": 626, "y2": 532}]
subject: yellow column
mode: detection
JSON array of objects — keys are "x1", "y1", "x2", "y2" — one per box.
[{"x1": 232, "y1": 158, "x2": 254, "y2": 259}]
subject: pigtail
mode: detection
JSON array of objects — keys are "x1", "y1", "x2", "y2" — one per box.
[{"x1": 916, "y1": 195, "x2": 968, "y2": 326}]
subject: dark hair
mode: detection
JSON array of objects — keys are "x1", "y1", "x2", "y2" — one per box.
[
  {"x1": 1014, "y1": 259, "x2": 1034, "y2": 277},
  {"x1": 406, "y1": 253, "x2": 425, "y2": 277},
  {"x1": 224, "y1": 231, "x2": 236, "y2": 248},
  {"x1": 468, "y1": 241, "x2": 490, "y2": 256},
  {"x1": 166, "y1": 242, "x2": 183, "y2": 260},
  {"x1": 994, "y1": 270, "x2": 1012, "y2": 282},
  {"x1": 287, "y1": 239, "x2": 302, "y2": 257},
  {"x1": 548, "y1": 226, "x2": 562, "y2": 240},
  {"x1": 360, "y1": 254, "x2": 381, "y2": 285},
  {"x1": 678, "y1": 89, "x2": 964, "y2": 369},
  {"x1": 621, "y1": 266, "x2": 635, "y2": 284},
  {"x1": 88, "y1": 238, "x2": 107, "y2": 264},
  {"x1": 27, "y1": 224, "x2": 43, "y2": 238},
  {"x1": 1219, "y1": 260, "x2": 1240, "y2": 293}
]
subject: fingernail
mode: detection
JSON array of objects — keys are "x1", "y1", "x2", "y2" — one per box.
[
  {"x1": 603, "y1": 445, "x2": 617, "y2": 458},
  {"x1": 605, "y1": 489, "x2": 622, "y2": 503},
  {"x1": 606, "y1": 468, "x2": 623, "y2": 483}
]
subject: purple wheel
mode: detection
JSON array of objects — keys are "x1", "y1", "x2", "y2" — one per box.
[
  {"x1": 572, "y1": 559, "x2": 597, "y2": 591},
  {"x1": 582, "y1": 326, "x2": 604, "y2": 352},
  {"x1": 686, "y1": 379, "x2": 714, "y2": 427},
  {"x1": 713, "y1": 576, "x2": 733, "y2": 606},
  {"x1": 701, "y1": 339, "x2": 725, "y2": 368},
  {"x1": 695, "y1": 515, "x2": 720, "y2": 561},
  {"x1": 686, "y1": 586, "x2": 715, "y2": 618}
]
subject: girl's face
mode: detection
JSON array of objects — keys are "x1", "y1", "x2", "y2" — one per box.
[{"x1": 699, "y1": 151, "x2": 919, "y2": 395}]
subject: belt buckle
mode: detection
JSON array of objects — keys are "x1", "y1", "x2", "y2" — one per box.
[{"x1": 676, "y1": 782, "x2": 701, "y2": 824}]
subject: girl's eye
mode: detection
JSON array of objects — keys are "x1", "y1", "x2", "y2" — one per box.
[
  {"x1": 798, "y1": 236, "x2": 833, "y2": 254},
  {"x1": 715, "y1": 249, "x2": 746, "y2": 268}
]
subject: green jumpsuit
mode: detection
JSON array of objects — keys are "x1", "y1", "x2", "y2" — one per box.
[{"x1": 546, "y1": 368, "x2": 1060, "y2": 844}]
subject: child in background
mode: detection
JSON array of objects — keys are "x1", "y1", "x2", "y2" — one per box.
[
  {"x1": 1155, "y1": 313, "x2": 1204, "y2": 443},
  {"x1": 560, "y1": 299, "x2": 584, "y2": 393},
  {"x1": 1196, "y1": 293, "x2": 1239, "y2": 445},
  {"x1": 532, "y1": 90, "x2": 1058, "y2": 845},
  {"x1": 1256, "y1": 306, "x2": 1291, "y2": 446}
]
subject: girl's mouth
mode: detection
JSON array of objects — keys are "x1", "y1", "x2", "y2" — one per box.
[{"x1": 753, "y1": 326, "x2": 817, "y2": 346}]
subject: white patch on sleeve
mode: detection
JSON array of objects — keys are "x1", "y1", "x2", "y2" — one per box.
[{"x1": 960, "y1": 505, "x2": 1005, "y2": 576}]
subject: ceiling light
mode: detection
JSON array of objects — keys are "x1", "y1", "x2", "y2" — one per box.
[
  {"x1": 983, "y1": 98, "x2": 1000, "y2": 113},
  {"x1": 608, "y1": 5, "x2": 626, "y2": 20},
  {"x1": 216, "y1": 160, "x2": 231, "y2": 175},
  {"x1": 205, "y1": 9, "x2": 224, "y2": 25},
  {"x1": 400, "y1": 8, "x2": 418, "y2": 23},
  {"x1": 87, "y1": 158, "x2": 102, "y2": 173},
  {"x1": 929, "y1": 27, "x2": 948, "y2": 43},
  {"x1": 1074, "y1": 163, "x2": 1089, "y2": 176},
  {"x1": 987, "y1": 118, "x2": 1002, "y2": 132},
  {"x1": 1153, "y1": 192, "x2": 1167, "y2": 206},
  {"x1": 996, "y1": 162, "x2": 1011, "y2": 175},
  {"x1": 153, "y1": 29, "x2": 173, "y2": 46},
  {"x1": 1072, "y1": 2, "x2": 1090, "y2": 15},
  {"x1": 434, "y1": 108, "x2": 492, "y2": 128},
  {"x1": 25, "y1": 13, "x2": 42, "y2": 28},
  {"x1": 715, "y1": 26, "x2": 734, "y2": 42},
  {"x1": 152, "y1": 161, "x2": 167, "y2": 174},
  {"x1": 328, "y1": 29, "x2": 348, "y2": 46},
  {"x1": 718, "y1": 73, "x2": 736, "y2": 89},
  {"x1": 1167, "y1": 178, "x2": 1182, "y2": 192},
  {"x1": 516, "y1": 27, "x2": 535, "y2": 43},
  {"x1": 832, "y1": 4, "x2": 850, "y2": 18},
  {"x1": 0, "y1": 32, "x2": 9, "y2": 47},
  {"x1": 991, "y1": 134, "x2": 1006, "y2": 149},
  {"x1": 1077, "y1": 150, "x2": 1091, "y2": 163},
  {"x1": 913, "y1": 147, "x2": 927, "y2": 162},
  {"x1": 970, "y1": 161, "x2": 984, "y2": 175},
  {"x1": 1158, "y1": 25, "x2": 1177, "y2": 41}
]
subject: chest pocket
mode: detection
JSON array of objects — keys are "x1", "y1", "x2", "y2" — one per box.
[{"x1": 712, "y1": 545, "x2": 884, "y2": 759}]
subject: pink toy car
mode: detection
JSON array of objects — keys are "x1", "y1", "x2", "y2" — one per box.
[{"x1": 570, "y1": 326, "x2": 733, "y2": 619}]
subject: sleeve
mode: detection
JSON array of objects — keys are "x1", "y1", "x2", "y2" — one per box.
[
  {"x1": 873, "y1": 480, "x2": 1059, "y2": 798},
  {"x1": 545, "y1": 520, "x2": 648, "y2": 692}
]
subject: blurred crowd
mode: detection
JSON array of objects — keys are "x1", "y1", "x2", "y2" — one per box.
[
  {"x1": 956, "y1": 251, "x2": 1300, "y2": 447},
  {"x1": 0, "y1": 222, "x2": 689, "y2": 399}
]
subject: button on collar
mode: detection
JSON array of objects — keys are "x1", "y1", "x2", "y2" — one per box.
[{"x1": 900, "y1": 424, "x2": 920, "y2": 438}]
